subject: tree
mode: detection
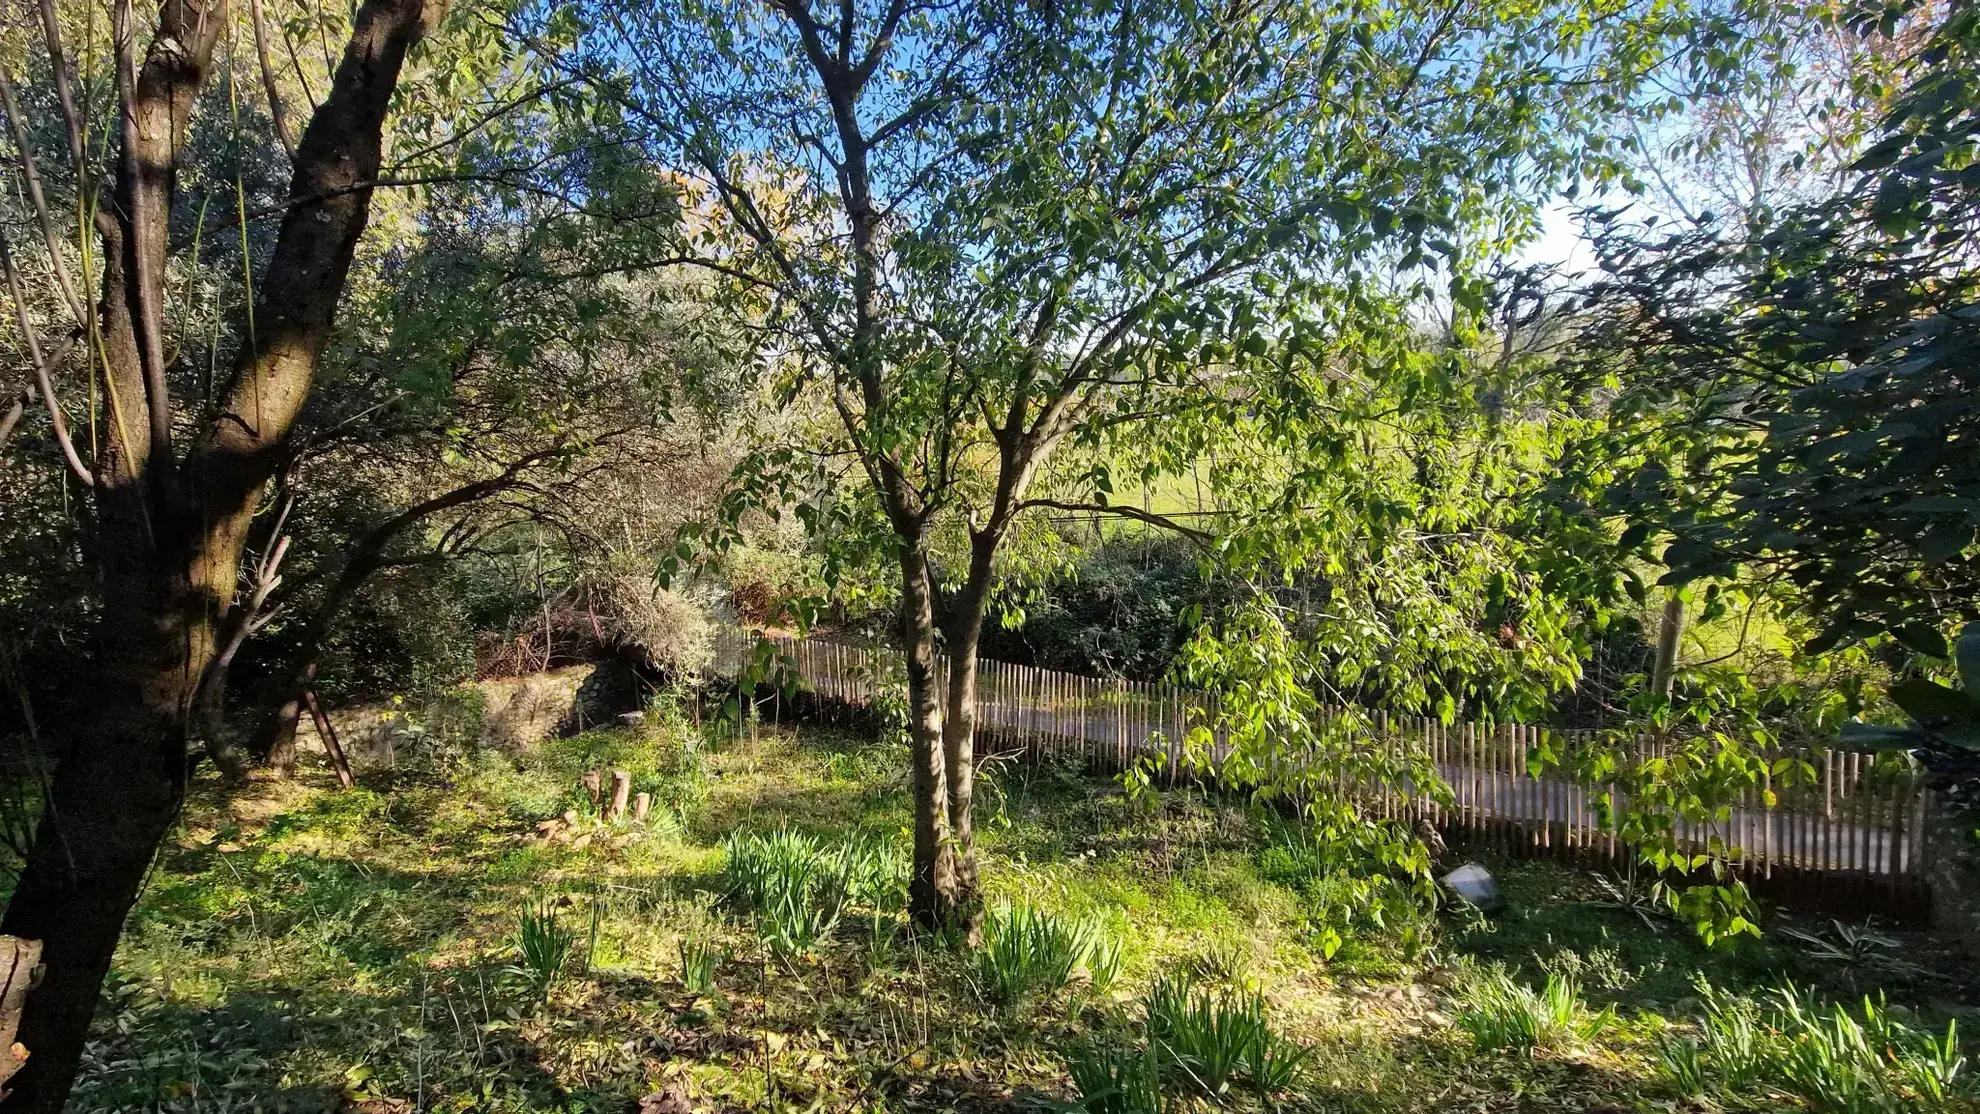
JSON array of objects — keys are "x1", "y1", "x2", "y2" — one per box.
[
  {"x1": 1571, "y1": 0, "x2": 1980, "y2": 655},
  {"x1": 0, "y1": 0, "x2": 459, "y2": 1104},
  {"x1": 1612, "y1": 0, "x2": 1927, "y2": 225},
  {"x1": 580, "y1": 0, "x2": 1679, "y2": 928},
  {"x1": 228, "y1": 201, "x2": 723, "y2": 770}
]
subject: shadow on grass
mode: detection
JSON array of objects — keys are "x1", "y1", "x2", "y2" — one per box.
[
  {"x1": 1300, "y1": 1024, "x2": 1655, "y2": 1114},
  {"x1": 1441, "y1": 851, "x2": 1978, "y2": 1013},
  {"x1": 76, "y1": 958, "x2": 588, "y2": 1114}
]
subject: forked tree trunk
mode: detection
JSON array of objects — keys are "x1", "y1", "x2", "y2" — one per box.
[{"x1": 0, "y1": 1, "x2": 444, "y2": 1108}]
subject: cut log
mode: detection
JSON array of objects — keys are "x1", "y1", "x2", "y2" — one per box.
[
  {"x1": 581, "y1": 769, "x2": 602, "y2": 808},
  {"x1": 606, "y1": 770, "x2": 631, "y2": 822},
  {"x1": 632, "y1": 792, "x2": 651, "y2": 825},
  {"x1": 0, "y1": 935, "x2": 44, "y2": 1100}
]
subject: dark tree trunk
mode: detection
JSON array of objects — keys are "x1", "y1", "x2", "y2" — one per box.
[
  {"x1": 0, "y1": 1, "x2": 445, "y2": 1107},
  {"x1": 899, "y1": 536, "x2": 959, "y2": 928},
  {"x1": 261, "y1": 692, "x2": 305, "y2": 775}
]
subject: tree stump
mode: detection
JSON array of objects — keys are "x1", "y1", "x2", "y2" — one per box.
[
  {"x1": 581, "y1": 769, "x2": 602, "y2": 808},
  {"x1": 606, "y1": 770, "x2": 631, "y2": 822},
  {"x1": 632, "y1": 792, "x2": 651, "y2": 825},
  {"x1": 0, "y1": 935, "x2": 44, "y2": 1100}
]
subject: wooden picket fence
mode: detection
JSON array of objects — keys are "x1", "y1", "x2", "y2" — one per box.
[{"x1": 714, "y1": 631, "x2": 1939, "y2": 923}]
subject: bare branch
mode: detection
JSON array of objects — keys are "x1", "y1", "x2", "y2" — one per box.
[
  {"x1": 249, "y1": 0, "x2": 300, "y2": 158},
  {"x1": 0, "y1": 68, "x2": 89, "y2": 324},
  {"x1": 37, "y1": 0, "x2": 87, "y2": 170},
  {"x1": 0, "y1": 387, "x2": 30, "y2": 447},
  {"x1": 0, "y1": 227, "x2": 92, "y2": 486}
]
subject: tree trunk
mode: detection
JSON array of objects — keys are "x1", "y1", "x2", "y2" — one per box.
[
  {"x1": 261, "y1": 693, "x2": 304, "y2": 775},
  {"x1": 1651, "y1": 591, "x2": 1684, "y2": 696},
  {"x1": 899, "y1": 538, "x2": 959, "y2": 928},
  {"x1": 0, "y1": 1, "x2": 445, "y2": 1107},
  {"x1": 937, "y1": 533, "x2": 1000, "y2": 936}
]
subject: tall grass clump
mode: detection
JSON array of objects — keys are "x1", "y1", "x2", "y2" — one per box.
[
  {"x1": 510, "y1": 899, "x2": 577, "y2": 1004},
  {"x1": 1656, "y1": 978, "x2": 1970, "y2": 1113},
  {"x1": 974, "y1": 903, "x2": 1103, "y2": 1007},
  {"x1": 1144, "y1": 976, "x2": 1309, "y2": 1099},
  {"x1": 679, "y1": 936, "x2": 721, "y2": 994},
  {"x1": 1066, "y1": 1041, "x2": 1171, "y2": 1114},
  {"x1": 1452, "y1": 966, "x2": 1610, "y2": 1053},
  {"x1": 722, "y1": 828, "x2": 902, "y2": 956}
]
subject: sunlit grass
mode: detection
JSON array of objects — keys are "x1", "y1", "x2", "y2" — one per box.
[{"x1": 71, "y1": 717, "x2": 1975, "y2": 1114}]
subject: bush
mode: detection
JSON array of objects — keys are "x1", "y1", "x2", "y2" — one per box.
[{"x1": 1452, "y1": 966, "x2": 1609, "y2": 1054}]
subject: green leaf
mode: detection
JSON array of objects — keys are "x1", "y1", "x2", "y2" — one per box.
[
  {"x1": 1892, "y1": 622, "x2": 1948, "y2": 659},
  {"x1": 1887, "y1": 676, "x2": 1979, "y2": 728},
  {"x1": 1957, "y1": 622, "x2": 1980, "y2": 697}
]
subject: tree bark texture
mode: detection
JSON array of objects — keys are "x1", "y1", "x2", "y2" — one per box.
[
  {"x1": 899, "y1": 539, "x2": 960, "y2": 928},
  {"x1": 936, "y1": 532, "x2": 1002, "y2": 934},
  {"x1": 1652, "y1": 591, "x2": 1685, "y2": 696}
]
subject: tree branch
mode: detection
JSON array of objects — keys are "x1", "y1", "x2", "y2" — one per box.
[
  {"x1": 0, "y1": 68, "x2": 88, "y2": 325},
  {"x1": 1015, "y1": 498, "x2": 1214, "y2": 543},
  {"x1": 0, "y1": 228, "x2": 91, "y2": 486},
  {"x1": 248, "y1": 0, "x2": 300, "y2": 158}
]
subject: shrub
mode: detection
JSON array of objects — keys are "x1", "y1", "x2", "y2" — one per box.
[{"x1": 1453, "y1": 966, "x2": 1609, "y2": 1053}]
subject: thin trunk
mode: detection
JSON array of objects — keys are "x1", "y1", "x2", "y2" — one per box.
[
  {"x1": 1651, "y1": 591, "x2": 1684, "y2": 696},
  {"x1": 245, "y1": 591, "x2": 348, "y2": 769},
  {"x1": 303, "y1": 686, "x2": 355, "y2": 789},
  {"x1": 899, "y1": 536, "x2": 957, "y2": 928},
  {"x1": 938, "y1": 533, "x2": 999, "y2": 935}
]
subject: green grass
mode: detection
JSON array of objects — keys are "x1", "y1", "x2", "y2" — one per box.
[{"x1": 68, "y1": 716, "x2": 1980, "y2": 1114}]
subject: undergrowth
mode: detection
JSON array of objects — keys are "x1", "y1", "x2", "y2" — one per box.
[{"x1": 64, "y1": 715, "x2": 1978, "y2": 1114}]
